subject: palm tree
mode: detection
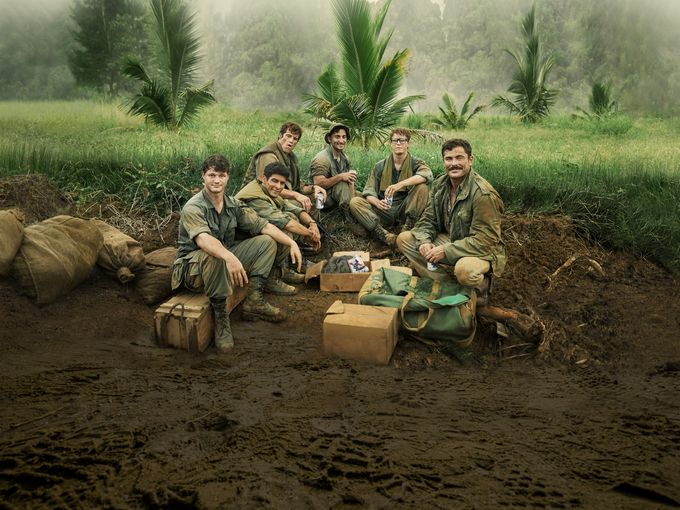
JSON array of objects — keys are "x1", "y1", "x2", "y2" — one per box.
[
  {"x1": 122, "y1": 0, "x2": 215, "y2": 129},
  {"x1": 304, "y1": 0, "x2": 424, "y2": 147},
  {"x1": 575, "y1": 81, "x2": 618, "y2": 119},
  {"x1": 432, "y1": 92, "x2": 485, "y2": 130},
  {"x1": 492, "y1": 4, "x2": 557, "y2": 124}
]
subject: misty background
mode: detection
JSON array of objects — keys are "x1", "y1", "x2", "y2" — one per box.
[{"x1": 2, "y1": 0, "x2": 680, "y2": 115}]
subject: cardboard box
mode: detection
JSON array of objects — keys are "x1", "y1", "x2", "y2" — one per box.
[
  {"x1": 154, "y1": 286, "x2": 247, "y2": 353},
  {"x1": 322, "y1": 300, "x2": 399, "y2": 365},
  {"x1": 305, "y1": 251, "x2": 412, "y2": 292}
]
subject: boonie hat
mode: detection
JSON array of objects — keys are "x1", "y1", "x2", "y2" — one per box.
[{"x1": 324, "y1": 124, "x2": 351, "y2": 144}]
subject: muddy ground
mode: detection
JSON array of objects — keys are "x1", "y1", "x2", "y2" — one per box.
[{"x1": 1, "y1": 176, "x2": 680, "y2": 509}]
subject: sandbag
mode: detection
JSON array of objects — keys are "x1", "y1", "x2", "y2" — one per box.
[
  {"x1": 0, "y1": 209, "x2": 25, "y2": 276},
  {"x1": 358, "y1": 267, "x2": 477, "y2": 348},
  {"x1": 92, "y1": 219, "x2": 146, "y2": 284},
  {"x1": 11, "y1": 215, "x2": 103, "y2": 305},
  {"x1": 134, "y1": 246, "x2": 176, "y2": 305}
]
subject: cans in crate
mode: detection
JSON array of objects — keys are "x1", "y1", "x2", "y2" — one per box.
[{"x1": 427, "y1": 262, "x2": 438, "y2": 271}]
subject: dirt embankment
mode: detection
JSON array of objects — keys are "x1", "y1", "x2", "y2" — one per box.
[{"x1": 1, "y1": 176, "x2": 679, "y2": 509}]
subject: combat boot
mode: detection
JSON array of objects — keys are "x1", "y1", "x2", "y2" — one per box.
[
  {"x1": 265, "y1": 276, "x2": 297, "y2": 296},
  {"x1": 210, "y1": 298, "x2": 234, "y2": 351},
  {"x1": 401, "y1": 215, "x2": 416, "y2": 233},
  {"x1": 372, "y1": 225, "x2": 396, "y2": 248},
  {"x1": 242, "y1": 276, "x2": 287, "y2": 322},
  {"x1": 281, "y1": 265, "x2": 306, "y2": 284}
]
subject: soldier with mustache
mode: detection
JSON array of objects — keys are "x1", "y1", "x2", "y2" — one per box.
[{"x1": 396, "y1": 139, "x2": 507, "y2": 305}]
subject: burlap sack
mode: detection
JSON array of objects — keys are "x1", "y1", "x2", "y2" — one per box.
[
  {"x1": 134, "y1": 246, "x2": 176, "y2": 305},
  {"x1": 92, "y1": 220, "x2": 146, "y2": 284},
  {"x1": 11, "y1": 215, "x2": 103, "y2": 305},
  {"x1": 0, "y1": 209, "x2": 25, "y2": 276}
]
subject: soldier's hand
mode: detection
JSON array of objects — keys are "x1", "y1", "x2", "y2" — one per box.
[
  {"x1": 224, "y1": 252, "x2": 248, "y2": 287},
  {"x1": 425, "y1": 245, "x2": 446, "y2": 263},
  {"x1": 289, "y1": 241, "x2": 303, "y2": 272},
  {"x1": 419, "y1": 243, "x2": 435, "y2": 258},
  {"x1": 295, "y1": 192, "x2": 312, "y2": 212},
  {"x1": 312, "y1": 185, "x2": 327, "y2": 200}
]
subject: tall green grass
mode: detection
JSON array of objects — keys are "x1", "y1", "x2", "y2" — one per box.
[{"x1": 1, "y1": 101, "x2": 679, "y2": 272}]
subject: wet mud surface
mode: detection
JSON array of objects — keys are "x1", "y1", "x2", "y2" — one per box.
[{"x1": 1, "y1": 182, "x2": 680, "y2": 508}]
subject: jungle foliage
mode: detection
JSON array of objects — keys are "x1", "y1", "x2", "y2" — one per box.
[{"x1": 122, "y1": 0, "x2": 215, "y2": 129}]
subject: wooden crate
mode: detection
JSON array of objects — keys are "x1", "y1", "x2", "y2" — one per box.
[{"x1": 154, "y1": 286, "x2": 248, "y2": 353}]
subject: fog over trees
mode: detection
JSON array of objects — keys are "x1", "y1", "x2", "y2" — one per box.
[{"x1": 2, "y1": 0, "x2": 679, "y2": 115}]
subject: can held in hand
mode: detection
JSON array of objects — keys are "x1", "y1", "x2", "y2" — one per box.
[
  {"x1": 427, "y1": 262, "x2": 438, "y2": 271},
  {"x1": 315, "y1": 191, "x2": 325, "y2": 209},
  {"x1": 384, "y1": 195, "x2": 393, "y2": 207}
]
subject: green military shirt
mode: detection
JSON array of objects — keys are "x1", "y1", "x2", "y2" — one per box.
[
  {"x1": 241, "y1": 141, "x2": 303, "y2": 193},
  {"x1": 309, "y1": 145, "x2": 352, "y2": 179},
  {"x1": 412, "y1": 171, "x2": 507, "y2": 276},
  {"x1": 361, "y1": 153, "x2": 433, "y2": 201},
  {"x1": 176, "y1": 189, "x2": 268, "y2": 259},
  {"x1": 235, "y1": 179, "x2": 303, "y2": 230}
]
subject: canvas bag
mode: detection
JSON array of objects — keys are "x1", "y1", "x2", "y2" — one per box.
[
  {"x1": 0, "y1": 209, "x2": 25, "y2": 276},
  {"x1": 358, "y1": 267, "x2": 477, "y2": 347},
  {"x1": 92, "y1": 220, "x2": 146, "y2": 284},
  {"x1": 11, "y1": 215, "x2": 103, "y2": 305},
  {"x1": 134, "y1": 247, "x2": 176, "y2": 305}
]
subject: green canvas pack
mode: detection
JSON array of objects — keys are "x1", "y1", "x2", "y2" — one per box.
[{"x1": 358, "y1": 267, "x2": 477, "y2": 347}]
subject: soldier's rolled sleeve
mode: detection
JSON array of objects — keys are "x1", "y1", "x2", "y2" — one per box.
[
  {"x1": 414, "y1": 159, "x2": 434, "y2": 184},
  {"x1": 236, "y1": 201, "x2": 269, "y2": 235},
  {"x1": 181, "y1": 203, "x2": 212, "y2": 241},
  {"x1": 309, "y1": 156, "x2": 331, "y2": 179},
  {"x1": 361, "y1": 164, "x2": 379, "y2": 198}
]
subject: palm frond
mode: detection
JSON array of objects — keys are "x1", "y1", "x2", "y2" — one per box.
[
  {"x1": 126, "y1": 80, "x2": 174, "y2": 127},
  {"x1": 122, "y1": 58, "x2": 152, "y2": 85},
  {"x1": 178, "y1": 80, "x2": 215, "y2": 128}
]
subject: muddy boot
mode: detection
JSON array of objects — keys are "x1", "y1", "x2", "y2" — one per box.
[
  {"x1": 281, "y1": 265, "x2": 306, "y2": 284},
  {"x1": 265, "y1": 276, "x2": 297, "y2": 296},
  {"x1": 400, "y1": 215, "x2": 416, "y2": 233},
  {"x1": 372, "y1": 225, "x2": 396, "y2": 248},
  {"x1": 242, "y1": 276, "x2": 287, "y2": 322},
  {"x1": 210, "y1": 298, "x2": 234, "y2": 351},
  {"x1": 474, "y1": 274, "x2": 492, "y2": 307}
]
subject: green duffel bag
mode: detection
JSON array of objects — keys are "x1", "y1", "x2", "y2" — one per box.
[{"x1": 358, "y1": 267, "x2": 477, "y2": 347}]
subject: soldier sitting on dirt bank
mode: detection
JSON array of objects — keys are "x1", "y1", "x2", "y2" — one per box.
[
  {"x1": 172, "y1": 155, "x2": 302, "y2": 351},
  {"x1": 349, "y1": 128, "x2": 433, "y2": 248},
  {"x1": 240, "y1": 121, "x2": 326, "y2": 213},
  {"x1": 235, "y1": 161, "x2": 320, "y2": 292},
  {"x1": 309, "y1": 124, "x2": 357, "y2": 220},
  {"x1": 397, "y1": 139, "x2": 507, "y2": 305}
]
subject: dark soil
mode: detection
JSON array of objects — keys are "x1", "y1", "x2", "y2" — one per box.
[{"x1": 1, "y1": 177, "x2": 679, "y2": 509}]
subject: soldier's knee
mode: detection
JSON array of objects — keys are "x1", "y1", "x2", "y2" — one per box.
[
  {"x1": 396, "y1": 230, "x2": 414, "y2": 252},
  {"x1": 454, "y1": 257, "x2": 490, "y2": 287},
  {"x1": 349, "y1": 196, "x2": 364, "y2": 214}
]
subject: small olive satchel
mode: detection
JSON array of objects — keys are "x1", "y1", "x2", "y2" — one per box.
[{"x1": 358, "y1": 267, "x2": 477, "y2": 347}]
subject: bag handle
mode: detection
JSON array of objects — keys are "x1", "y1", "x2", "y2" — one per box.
[{"x1": 399, "y1": 292, "x2": 435, "y2": 334}]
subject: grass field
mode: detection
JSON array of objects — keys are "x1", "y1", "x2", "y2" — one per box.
[{"x1": 1, "y1": 101, "x2": 679, "y2": 272}]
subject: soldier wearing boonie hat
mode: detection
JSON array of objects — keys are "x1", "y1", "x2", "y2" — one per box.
[{"x1": 309, "y1": 123, "x2": 358, "y2": 220}]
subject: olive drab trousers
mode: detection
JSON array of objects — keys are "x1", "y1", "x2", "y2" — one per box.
[
  {"x1": 396, "y1": 231, "x2": 490, "y2": 288},
  {"x1": 172, "y1": 235, "x2": 277, "y2": 300},
  {"x1": 349, "y1": 183, "x2": 429, "y2": 231},
  {"x1": 323, "y1": 181, "x2": 354, "y2": 211}
]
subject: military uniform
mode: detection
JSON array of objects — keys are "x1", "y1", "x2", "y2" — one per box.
[
  {"x1": 172, "y1": 189, "x2": 276, "y2": 300},
  {"x1": 309, "y1": 146, "x2": 354, "y2": 210},
  {"x1": 235, "y1": 179, "x2": 304, "y2": 272},
  {"x1": 397, "y1": 171, "x2": 506, "y2": 288},
  {"x1": 349, "y1": 153, "x2": 433, "y2": 231}
]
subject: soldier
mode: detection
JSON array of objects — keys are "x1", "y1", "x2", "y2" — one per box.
[
  {"x1": 309, "y1": 124, "x2": 357, "y2": 218},
  {"x1": 349, "y1": 128, "x2": 432, "y2": 247},
  {"x1": 172, "y1": 155, "x2": 302, "y2": 351},
  {"x1": 396, "y1": 139, "x2": 506, "y2": 304},
  {"x1": 241, "y1": 121, "x2": 325, "y2": 213},
  {"x1": 236, "y1": 162, "x2": 321, "y2": 290}
]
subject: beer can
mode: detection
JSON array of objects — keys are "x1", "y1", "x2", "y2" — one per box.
[
  {"x1": 427, "y1": 262, "x2": 438, "y2": 271},
  {"x1": 315, "y1": 192, "x2": 325, "y2": 209},
  {"x1": 385, "y1": 196, "x2": 393, "y2": 207}
]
